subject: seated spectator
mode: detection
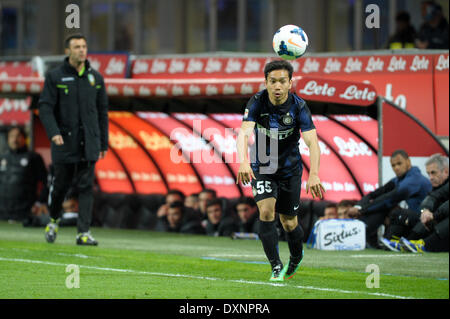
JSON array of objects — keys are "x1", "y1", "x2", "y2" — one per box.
[
  {"x1": 156, "y1": 189, "x2": 185, "y2": 219},
  {"x1": 380, "y1": 154, "x2": 449, "y2": 252},
  {"x1": 185, "y1": 193, "x2": 199, "y2": 211},
  {"x1": 319, "y1": 203, "x2": 338, "y2": 220},
  {"x1": 347, "y1": 149, "x2": 432, "y2": 248},
  {"x1": 337, "y1": 200, "x2": 357, "y2": 219},
  {"x1": 401, "y1": 199, "x2": 448, "y2": 253},
  {"x1": 235, "y1": 196, "x2": 259, "y2": 234},
  {"x1": 0, "y1": 126, "x2": 48, "y2": 225},
  {"x1": 155, "y1": 201, "x2": 205, "y2": 234},
  {"x1": 205, "y1": 198, "x2": 238, "y2": 237},
  {"x1": 416, "y1": 1, "x2": 449, "y2": 49},
  {"x1": 198, "y1": 188, "x2": 217, "y2": 220},
  {"x1": 386, "y1": 11, "x2": 417, "y2": 49}
]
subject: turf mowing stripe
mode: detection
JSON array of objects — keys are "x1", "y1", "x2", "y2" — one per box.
[{"x1": 0, "y1": 257, "x2": 415, "y2": 299}]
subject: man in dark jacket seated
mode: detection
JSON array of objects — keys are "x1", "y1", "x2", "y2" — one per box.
[
  {"x1": 205, "y1": 199, "x2": 239, "y2": 237},
  {"x1": 0, "y1": 126, "x2": 48, "y2": 226},
  {"x1": 235, "y1": 196, "x2": 260, "y2": 234},
  {"x1": 347, "y1": 150, "x2": 432, "y2": 248},
  {"x1": 401, "y1": 191, "x2": 448, "y2": 253},
  {"x1": 380, "y1": 154, "x2": 448, "y2": 252},
  {"x1": 155, "y1": 201, "x2": 205, "y2": 234}
]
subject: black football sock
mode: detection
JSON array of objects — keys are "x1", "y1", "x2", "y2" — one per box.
[
  {"x1": 258, "y1": 220, "x2": 281, "y2": 267},
  {"x1": 286, "y1": 224, "x2": 304, "y2": 262}
]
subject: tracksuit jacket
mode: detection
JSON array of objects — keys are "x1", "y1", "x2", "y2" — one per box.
[{"x1": 38, "y1": 57, "x2": 108, "y2": 163}]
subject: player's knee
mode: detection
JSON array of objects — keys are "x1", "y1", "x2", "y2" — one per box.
[
  {"x1": 258, "y1": 207, "x2": 275, "y2": 221},
  {"x1": 280, "y1": 216, "x2": 298, "y2": 232}
]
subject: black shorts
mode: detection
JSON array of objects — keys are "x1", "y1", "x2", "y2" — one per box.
[{"x1": 251, "y1": 171, "x2": 302, "y2": 216}]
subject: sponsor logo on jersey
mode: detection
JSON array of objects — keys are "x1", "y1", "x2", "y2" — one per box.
[{"x1": 256, "y1": 123, "x2": 294, "y2": 140}]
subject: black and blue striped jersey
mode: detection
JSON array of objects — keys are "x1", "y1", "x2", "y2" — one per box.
[{"x1": 242, "y1": 90, "x2": 315, "y2": 178}]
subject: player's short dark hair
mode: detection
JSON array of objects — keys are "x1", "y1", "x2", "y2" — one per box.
[
  {"x1": 206, "y1": 198, "x2": 222, "y2": 210},
  {"x1": 167, "y1": 189, "x2": 185, "y2": 200},
  {"x1": 64, "y1": 33, "x2": 87, "y2": 48},
  {"x1": 391, "y1": 149, "x2": 409, "y2": 159},
  {"x1": 264, "y1": 59, "x2": 294, "y2": 80},
  {"x1": 325, "y1": 203, "x2": 337, "y2": 209}
]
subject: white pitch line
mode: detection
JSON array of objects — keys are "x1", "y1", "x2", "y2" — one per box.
[
  {"x1": 207, "y1": 254, "x2": 266, "y2": 258},
  {"x1": 0, "y1": 257, "x2": 415, "y2": 299},
  {"x1": 350, "y1": 254, "x2": 419, "y2": 258}
]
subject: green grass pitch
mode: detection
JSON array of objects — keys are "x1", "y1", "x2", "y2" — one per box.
[{"x1": 0, "y1": 221, "x2": 448, "y2": 299}]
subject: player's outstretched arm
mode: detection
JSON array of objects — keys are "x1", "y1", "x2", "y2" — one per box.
[
  {"x1": 236, "y1": 121, "x2": 256, "y2": 185},
  {"x1": 303, "y1": 129, "x2": 325, "y2": 199}
]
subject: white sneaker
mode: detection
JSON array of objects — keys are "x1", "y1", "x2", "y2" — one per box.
[{"x1": 76, "y1": 231, "x2": 98, "y2": 246}]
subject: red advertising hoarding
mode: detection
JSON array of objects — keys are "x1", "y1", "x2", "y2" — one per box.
[
  {"x1": 95, "y1": 150, "x2": 134, "y2": 194},
  {"x1": 109, "y1": 112, "x2": 203, "y2": 195},
  {"x1": 104, "y1": 77, "x2": 266, "y2": 98},
  {"x1": 87, "y1": 53, "x2": 129, "y2": 78},
  {"x1": 172, "y1": 113, "x2": 249, "y2": 196},
  {"x1": 0, "y1": 98, "x2": 31, "y2": 125},
  {"x1": 128, "y1": 54, "x2": 446, "y2": 136},
  {"x1": 296, "y1": 77, "x2": 377, "y2": 106},
  {"x1": 312, "y1": 115, "x2": 379, "y2": 195},
  {"x1": 107, "y1": 121, "x2": 167, "y2": 194},
  {"x1": 0, "y1": 77, "x2": 43, "y2": 95},
  {"x1": 137, "y1": 112, "x2": 242, "y2": 198},
  {"x1": 0, "y1": 61, "x2": 36, "y2": 77},
  {"x1": 381, "y1": 101, "x2": 445, "y2": 157},
  {"x1": 293, "y1": 54, "x2": 443, "y2": 135},
  {"x1": 299, "y1": 134, "x2": 361, "y2": 202},
  {"x1": 330, "y1": 115, "x2": 378, "y2": 151},
  {"x1": 209, "y1": 113, "x2": 243, "y2": 132},
  {"x1": 1, "y1": 52, "x2": 447, "y2": 136},
  {"x1": 131, "y1": 57, "x2": 274, "y2": 79},
  {"x1": 433, "y1": 54, "x2": 449, "y2": 136}
]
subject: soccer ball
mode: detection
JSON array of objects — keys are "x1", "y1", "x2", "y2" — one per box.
[{"x1": 272, "y1": 25, "x2": 309, "y2": 60}]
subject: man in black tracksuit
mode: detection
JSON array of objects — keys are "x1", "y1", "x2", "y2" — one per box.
[{"x1": 38, "y1": 34, "x2": 108, "y2": 245}]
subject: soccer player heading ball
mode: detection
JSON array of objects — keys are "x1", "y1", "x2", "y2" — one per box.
[{"x1": 236, "y1": 60, "x2": 325, "y2": 281}]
